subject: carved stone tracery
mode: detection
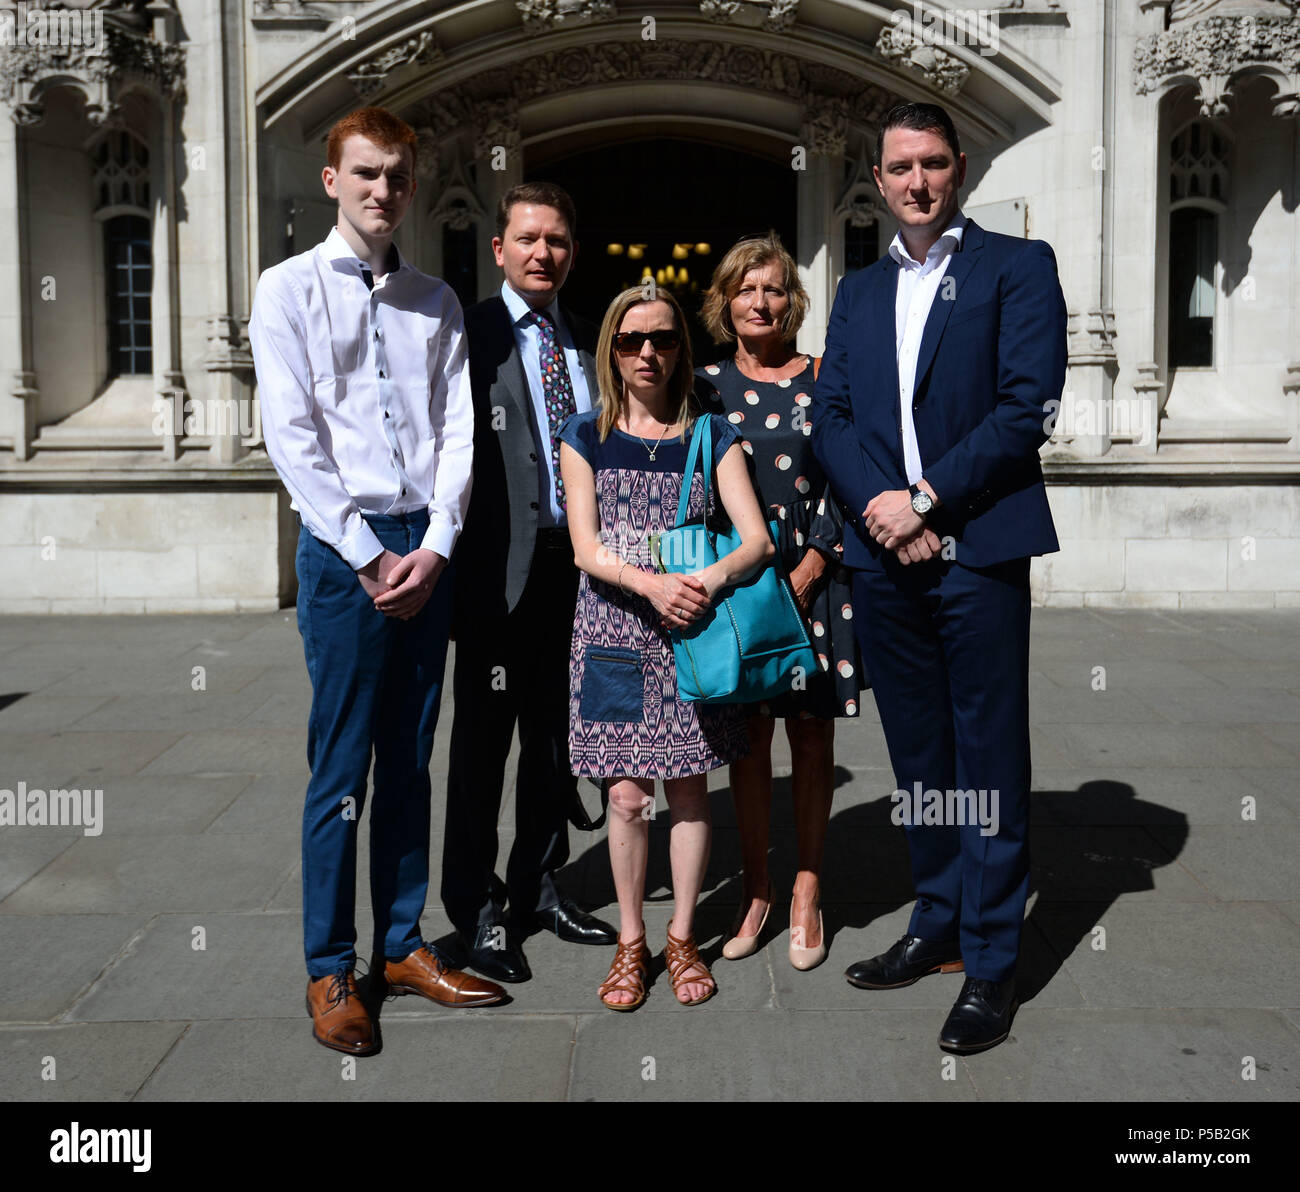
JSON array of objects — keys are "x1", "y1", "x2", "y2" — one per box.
[
  {"x1": 346, "y1": 30, "x2": 444, "y2": 99},
  {"x1": 699, "y1": 0, "x2": 801, "y2": 33},
  {"x1": 875, "y1": 21, "x2": 972, "y2": 95},
  {"x1": 517, "y1": 1, "x2": 616, "y2": 33},
  {"x1": 485, "y1": 39, "x2": 894, "y2": 127},
  {"x1": 0, "y1": 10, "x2": 185, "y2": 126},
  {"x1": 1134, "y1": 12, "x2": 1300, "y2": 118}
]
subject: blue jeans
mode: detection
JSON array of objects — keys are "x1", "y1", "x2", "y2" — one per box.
[{"x1": 295, "y1": 513, "x2": 453, "y2": 977}]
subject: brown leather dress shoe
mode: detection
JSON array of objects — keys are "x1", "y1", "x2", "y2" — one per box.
[
  {"x1": 306, "y1": 970, "x2": 377, "y2": 1055},
  {"x1": 383, "y1": 944, "x2": 506, "y2": 1008}
]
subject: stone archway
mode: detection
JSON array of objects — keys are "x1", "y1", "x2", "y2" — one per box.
[{"x1": 256, "y1": 2, "x2": 1061, "y2": 349}]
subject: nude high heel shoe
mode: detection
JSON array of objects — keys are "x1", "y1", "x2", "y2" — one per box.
[
  {"x1": 789, "y1": 903, "x2": 826, "y2": 971},
  {"x1": 722, "y1": 878, "x2": 772, "y2": 961}
]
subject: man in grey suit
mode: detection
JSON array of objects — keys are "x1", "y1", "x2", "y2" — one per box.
[{"x1": 444, "y1": 182, "x2": 617, "y2": 982}]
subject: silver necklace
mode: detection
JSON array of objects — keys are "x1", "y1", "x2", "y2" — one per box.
[{"x1": 632, "y1": 418, "x2": 670, "y2": 461}]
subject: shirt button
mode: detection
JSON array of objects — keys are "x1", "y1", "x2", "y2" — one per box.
[
  {"x1": 529, "y1": 501, "x2": 539, "y2": 511},
  {"x1": 529, "y1": 452, "x2": 538, "y2": 462}
]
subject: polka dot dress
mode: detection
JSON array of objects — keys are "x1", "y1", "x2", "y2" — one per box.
[{"x1": 698, "y1": 356, "x2": 866, "y2": 719}]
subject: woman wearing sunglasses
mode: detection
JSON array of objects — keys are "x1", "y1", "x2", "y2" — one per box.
[
  {"x1": 697, "y1": 233, "x2": 865, "y2": 973},
  {"x1": 557, "y1": 286, "x2": 774, "y2": 1011}
]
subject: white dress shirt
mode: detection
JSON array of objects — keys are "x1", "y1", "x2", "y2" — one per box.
[
  {"x1": 888, "y1": 213, "x2": 967, "y2": 486},
  {"x1": 249, "y1": 227, "x2": 474, "y2": 570},
  {"x1": 499, "y1": 280, "x2": 593, "y2": 528}
]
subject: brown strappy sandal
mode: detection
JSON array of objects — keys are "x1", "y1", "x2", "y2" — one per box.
[
  {"x1": 598, "y1": 931, "x2": 651, "y2": 1012},
  {"x1": 663, "y1": 927, "x2": 717, "y2": 1007}
]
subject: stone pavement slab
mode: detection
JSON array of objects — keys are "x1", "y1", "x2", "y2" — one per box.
[
  {"x1": 568, "y1": 1009, "x2": 982, "y2": 1101},
  {"x1": 65, "y1": 913, "x2": 305, "y2": 1024},
  {"x1": 1030, "y1": 901, "x2": 1300, "y2": 1008},
  {"x1": 1, "y1": 1023, "x2": 188, "y2": 1101},
  {"x1": 139, "y1": 730, "x2": 309, "y2": 777},
  {"x1": 0, "y1": 834, "x2": 76, "y2": 903},
  {"x1": 0, "y1": 730, "x2": 183, "y2": 785},
  {"x1": 0, "y1": 914, "x2": 151, "y2": 1022},
  {"x1": 0, "y1": 834, "x2": 294, "y2": 915},
  {"x1": 1148, "y1": 825, "x2": 1300, "y2": 902},
  {"x1": 957, "y1": 1009, "x2": 1300, "y2": 1101},
  {"x1": 1052, "y1": 722, "x2": 1296, "y2": 769},
  {"x1": 1031, "y1": 768, "x2": 1291, "y2": 827},
  {"x1": 204, "y1": 773, "x2": 310, "y2": 837},
  {"x1": 0, "y1": 695, "x2": 114, "y2": 733},
  {"x1": 135, "y1": 1016, "x2": 576, "y2": 1101}
]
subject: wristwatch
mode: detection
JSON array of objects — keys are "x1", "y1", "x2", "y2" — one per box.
[{"x1": 909, "y1": 483, "x2": 933, "y2": 519}]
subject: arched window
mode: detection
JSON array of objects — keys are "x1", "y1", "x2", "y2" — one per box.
[
  {"x1": 93, "y1": 130, "x2": 150, "y2": 212},
  {"x1": 844, "y1": 220, "x2": 879, "y2": 274},
  {"x1": 1167, "y1": 118, "x2": 1229, "y2": 369},
  {"x1": 441, "y1": 203, "x2": 477, "y2": 310},
  {"x1": 93, "y1": 129, "x2": 153, "y2": 378},
  {"x1": 104, "y1": 214, "x2": 152, "y2": 376},
  {"x1": 835, "y1": 149, "x2": 886, "y2": 277}
]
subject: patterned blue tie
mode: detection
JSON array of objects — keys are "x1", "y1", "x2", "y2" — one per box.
[{"x1": 530, "y1": 309, "x2": 577, "y2": 511}]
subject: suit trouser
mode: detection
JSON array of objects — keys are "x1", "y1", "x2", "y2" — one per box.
[
  {"x1": 442, "y1": 538, "x2": 578, "y2": 936},
  {"x1": 296, "y1": 513, "x2": 453, "y2": 978},
  {"x1": 850, "y1": 555, "x2": 1031, "y2": 982}
]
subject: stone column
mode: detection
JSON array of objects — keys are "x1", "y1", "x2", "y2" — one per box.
[
  {"x1": 0, "y1": 114, "x2": 38, "y2": 459},
  {"x1": 413, "y1": 127, "x2": 442, "y2": 279},
  {"x1": 796, "y1": 95, "x2": 848, "y2": 356},
  {"x1": 473, "y1": 99, "x2": 522, "y2": 300},
  {"x1": 1061, "y1": 0, "x2": 1118, "y2": 456},
  {"x1": 1286, "y1": 116, "x2": 1299, "y2": 453},
  {"x1": 202, "y1": 0, "x2": 255, "y2": 464},
  {"x1": 154, "y1": 98, "x2": 188, "y2": 461}
]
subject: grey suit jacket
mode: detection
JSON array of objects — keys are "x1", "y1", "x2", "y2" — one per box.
[{"x1": 452, "y1": 294, "x2": 599, "y2": 630}]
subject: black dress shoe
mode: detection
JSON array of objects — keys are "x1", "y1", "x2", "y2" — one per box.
[
  {"x1": 938, "y1": 977, "x2": 1017, "y2": 1054},
  {"x1": 462, "y1": 922, "x2": 531, "y2": 984},
  {"x1": 845, "y1": 933, "x2": 964, "y2": 990},
  {"x1": 523, "y1": 894, "x2": 617, "y2": 945}
]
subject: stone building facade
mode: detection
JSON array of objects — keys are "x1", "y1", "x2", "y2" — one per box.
[{"x1": 1, "y1": 0, "x2": 1297, "y2": 611}]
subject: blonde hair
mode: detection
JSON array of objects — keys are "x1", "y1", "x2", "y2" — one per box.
[
  {"x1": 700, "y1": 232, "x2": 808, "y2": 345},
  {"x1": 595, "y1": 287, "x2": 697, "y2": 443}
]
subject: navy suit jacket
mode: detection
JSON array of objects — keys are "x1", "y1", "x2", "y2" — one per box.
[{"x1": 811, "y1": 219, "x2": 1066, "y2": 571}]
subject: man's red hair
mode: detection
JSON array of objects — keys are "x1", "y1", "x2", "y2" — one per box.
[{"x1": 326, "y1": 107, "x2": 418, "y2": 171}]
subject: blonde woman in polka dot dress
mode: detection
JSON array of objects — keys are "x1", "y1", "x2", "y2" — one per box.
[{"x1": 697, "y1": 233, "x2": 866, "y2": 972}]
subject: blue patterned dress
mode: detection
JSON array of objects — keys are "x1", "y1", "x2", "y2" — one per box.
[
  {"x1": 698, "y1": 356, "x2": 866, "y2": 719},
  {"x1": 558, "y1": 410, "x2": 749, "y2": 779}
]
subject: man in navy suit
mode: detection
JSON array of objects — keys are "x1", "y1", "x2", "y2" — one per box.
[{"x1": 812, "y1": 102, "x2": 1066, "y2": 1053}]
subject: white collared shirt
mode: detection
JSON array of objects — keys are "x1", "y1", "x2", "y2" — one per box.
[
  {"x1": 249, "y1": 227, "x2": 474, "y2": 569},
  {"x1": 499, "y1": 280, "x2": 593, "y2": 528},
  {"x1": 888, "y1": 214, "x2": 967, "y2": 485}
]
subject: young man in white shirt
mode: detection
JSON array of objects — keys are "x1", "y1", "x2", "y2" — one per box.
[{"x1": 249, "y1": 107, "x2": 505, "y2": 1057}]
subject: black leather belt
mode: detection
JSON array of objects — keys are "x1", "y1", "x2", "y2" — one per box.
[{"x1": 537, "y1": 527, "x2": 572, "y2": 550}]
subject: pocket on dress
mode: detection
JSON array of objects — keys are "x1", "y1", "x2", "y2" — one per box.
[{"x1": 580, "y1": 645, "x2": 644, "y2": 724}]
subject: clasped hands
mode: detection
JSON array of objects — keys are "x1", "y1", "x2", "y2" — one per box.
[
  {"x1": 357, "y1": 547, "x2": 447, "y2": 620},
  {"x1": 647, "y1": 570, "x2": 715, "y2": 632},
  {"x1": 863, "y1": 489, "x2": 942, "y2": 567}
]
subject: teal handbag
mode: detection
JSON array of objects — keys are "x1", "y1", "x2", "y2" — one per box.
[{"x1": 648, "y1": 414, "x2": 817, "y2": 705}]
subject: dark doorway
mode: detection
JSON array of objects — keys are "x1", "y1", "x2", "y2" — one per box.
[{"x1": 531, "y1": 138, "x2": 797, "y2": 366}]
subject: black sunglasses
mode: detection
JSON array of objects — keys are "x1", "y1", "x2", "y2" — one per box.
[{"x1": 613, "y1": 330, "x2": 681, "y2": 356}]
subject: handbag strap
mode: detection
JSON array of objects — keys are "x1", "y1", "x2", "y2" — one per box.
[{"x1": 674, "y1": 413, "x2": 712, "y2": 529}]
